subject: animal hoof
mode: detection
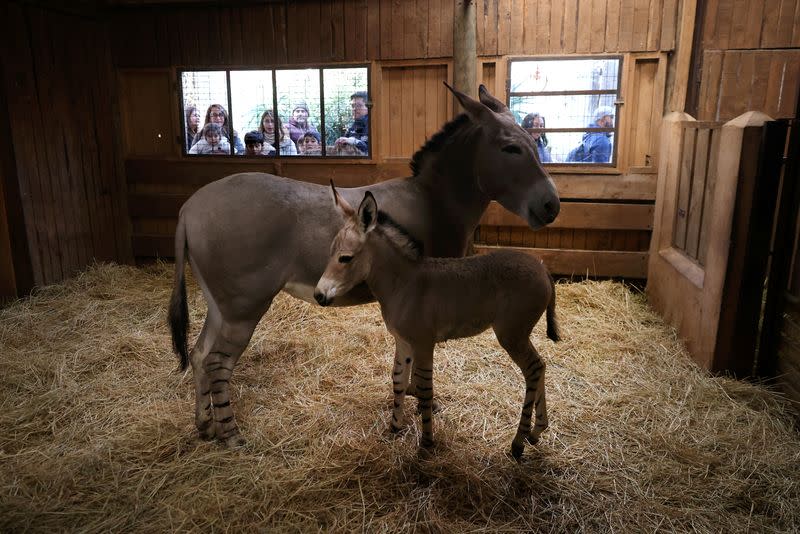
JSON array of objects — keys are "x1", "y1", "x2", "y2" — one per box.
[
  {"x1": 420, "y1": 436, "x2": 435, "y2": 449},
  {"x1": 223, "y1": 434, "x2": 247, "y2": 449},
  {"x1": 510, "y1": 442, "x2": 525, "y2": 461},
  {"x1": 526, "y1": 434, "x2": 540, "y2": 446}
]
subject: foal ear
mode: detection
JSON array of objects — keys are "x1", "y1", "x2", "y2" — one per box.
[
  {"x1": 330, "y1": 180, "x2": 355, "y2": 217},
  {"x1": 478, "y1": 84, "x2": 509, "y2": 113},
  {"x1": 358, "y1": 192, "x2": 379, "y2": 234},
  {"x1": 444, "y1": 81, "x2": 496, "y2": 124}
]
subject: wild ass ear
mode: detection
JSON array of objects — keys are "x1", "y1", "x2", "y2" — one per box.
[
  {"x1": 358, "y1": 192, "x2": 379, "y2": 234},
  {"x1": 478, "y1": 84, "x2": 509, "y2": 113},
  {"x1": 443, "y1": 81, "x2": 496, "y2": 125},
  {"x1": 330, "y1": 180, "x2": 355, "y2": 217}
]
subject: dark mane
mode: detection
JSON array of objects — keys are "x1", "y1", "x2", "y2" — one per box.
[
  {"x1": 376, "y1": 211, "x2": 423, "y2": 261},
  {"x1": 409, "y1": 114, "x2": 472, "y2": 177}
]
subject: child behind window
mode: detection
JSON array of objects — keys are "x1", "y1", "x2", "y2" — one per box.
[
  {"x1": 189, "y1": 123, "x2": 230, "y2": 155},
  {"x1": 244, "y1": 130, "x2": 266, "y2": 156}
]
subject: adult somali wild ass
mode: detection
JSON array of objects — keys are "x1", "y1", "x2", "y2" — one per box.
[
  {"x1": 169, "y1": 84, "x2": 560, "y2": 447},
  {"x1": 315, "y1": 187, "x2": 560, "y2": 459}
]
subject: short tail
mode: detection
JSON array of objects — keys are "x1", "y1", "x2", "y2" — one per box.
[
  {"x1": 168, "y1": 216, "x2": 190, "y2": 372},
  {"x1": 546, "y1": 272, "x2": 561, "y2": 342}
]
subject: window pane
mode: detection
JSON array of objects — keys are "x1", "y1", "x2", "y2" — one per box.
[
  {"x1": 530, "y1": 131, "x2": 615, "y2": 164},
  {"x1": 510, "y1": 58, "x2": 620, "y2": 93},
  {"x1": 276, "y1": 69, "x2": 321, "y2": 156},
  {"x1": 323, "y1": 67, "x2": 369, "y2": 157},
  {"x1": 511, "y1": 94, "x2": 617, "y2": 129},
  {"x1": 230, "y1": 70, "x2": 274, "y2": 157},
  {"x1": 181, "y1": 71, "x2": 232, "y2": 155},
  {"x1": 512, "y1": 94, "x2": 616, "y2": 164}
]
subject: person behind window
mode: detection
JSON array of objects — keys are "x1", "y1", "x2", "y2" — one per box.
[
  {"x1": 297, "y1": 131, "x2": 322, "y2": 156},
  {"x1": 259, "y1": 110, "x2": 296, "y2": 156},
  {"x1": 188, "y1": 123, "x2": 230, "y2": 155},
  {"x1": 334, "y1": 91, "x2": 369, "y2": 156},
  {"x1": 521, "y1": 112, "x2": 553, "y2": 163},
  {"x1": 198, "y1": 104, "x2": 243, "y2": 154},
  {"x1": 244, "y1": 130, "x2": 266, "y2": 156},
  {"x1": 286, "y1": 101, "x2": 320, "y2": 146},
  {"x1": 185, "y1": 105, "x2": 201, "y2": 151},
  {"x1": 566, "y1": 105, "x2": 615, "y2": 163}
]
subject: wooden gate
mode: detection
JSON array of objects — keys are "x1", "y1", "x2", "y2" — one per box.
[{"x1": 646, "y1": 111, "x2": 788, "y2": 375}]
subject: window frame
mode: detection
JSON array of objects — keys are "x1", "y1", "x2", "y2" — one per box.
[
  {"x1": 507, "y1": 55, "x2": 624, "y2": 168},
  {"x1": 177, "y1": 63, "x2": 372, "y2": 160}
]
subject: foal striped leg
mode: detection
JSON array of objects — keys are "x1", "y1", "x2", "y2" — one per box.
[
  {"x1": 502, "y1": 338, "x2": 547, "y2": 460},
  {"x1": 390, "y1": 342, "x2": 412, "y2": 433},
  {"x1": 412, "y1": 344, "x2": 436, "y2": 448}
]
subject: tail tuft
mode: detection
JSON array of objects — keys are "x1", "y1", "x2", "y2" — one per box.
[
  {"x1": 169, "y1": 277, "x2": 189, "y2": 371},
  {"x1": 546, "y1": 273, "x2": 561, "y2": 342},
  {"x1": 169, "y1": 217, "x2": 190, "y2": 372}
]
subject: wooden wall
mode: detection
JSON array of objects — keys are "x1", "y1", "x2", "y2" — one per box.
[
  {"x1": 694, "y1": 0, "x2": 800, "y2": 120},
  {"x1": 1, "y1": 2, "x2": 131, "y2": 295},
  {"x1": 110, "y1": 0, "x2": 690, "y2": 279}
]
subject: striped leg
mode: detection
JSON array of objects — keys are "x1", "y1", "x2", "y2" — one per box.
[
  {"x1": 411, "y1": 343, "x2": 436, "y2": 448},
  {"x1": 407, "y1": 361, "x2": 442, "y2": 414},
  {"x1": 203, "y1": 318, "x2": 258, "y2": 448},
  {"x1": 190, "y1": 320, "x2": 215, "y2": 440},
  {"x1": 389, "y1": 340, "x2": 413, "y2": 433},
  {"x1": 508, "y1": 341, "x2": 547, "y2": 460},
  {"x1": 494, "y1": 321, "x2": 548, "y2": 460}
]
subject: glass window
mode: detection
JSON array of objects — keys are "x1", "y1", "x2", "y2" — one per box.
[
  {"x1": 230, "y1": 70, "x2": 273, "y2": 157},
  {"x1": 508, "y1": 57, "x2": 621, "y2": 165},
  {"x1": 276, "y1": 69, "x2": 321, "y2": 157},
  {"x1": 178, "y1": 65, "x2": 370, "y2": 159},
  {"x1": 324, "y1": 67, "x2": 369, "y2": 157}
]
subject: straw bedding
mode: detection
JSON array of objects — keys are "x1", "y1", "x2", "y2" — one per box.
[{"x1": 1, "y1": 262, "x2": 798, "y2": 533}]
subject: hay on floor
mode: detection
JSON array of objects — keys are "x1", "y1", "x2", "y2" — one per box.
[{"x1": 0, "y1": 262, "x2": 798, "y2": 533}]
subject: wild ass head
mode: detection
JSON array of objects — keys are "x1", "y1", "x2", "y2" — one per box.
[
  {"x1": 446, "y1": 83, "x2": 560, "y2": 229},
  {"x1": 314, "y1": 183, "x2": 419, "y2": 307}
]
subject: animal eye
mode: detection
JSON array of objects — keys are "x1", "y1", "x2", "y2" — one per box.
[
  {"x1": 338, "y1": 255, "x2": 353, "y2": 264},
  {"x1": 502, "y1": 145, "x2": 522, "y2": 154}
]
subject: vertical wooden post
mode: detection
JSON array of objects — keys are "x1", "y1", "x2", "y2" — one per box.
[
  {"x1": 665, "y1": 0, "x2": 698, "y2": 113},
  {"x1": 453, "y1": 0, "x2": 477, "y2": 114}
]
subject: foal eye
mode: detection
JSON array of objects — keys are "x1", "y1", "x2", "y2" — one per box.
[
  {"x1": 502, "y1": 144, "x2": 522, "y2": 154},
  {"x1": 338, "y1": 255, "x2": 353, "y2": 264}
]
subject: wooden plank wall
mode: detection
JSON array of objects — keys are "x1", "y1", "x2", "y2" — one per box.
[
  {"x1": 695, "y1": 0, "x2": 800, "y2": 120},
  {"x1": 2, "y1": 2, "x2": 131, "y2": 289},
  {"x1": 478, "y1": 0, "x2": 679, "y2": 54},
  {"x1": 110, "y1": 0, "x2": 682, "y2": 279},
  {"x1": 110, "y1": 1, "x2": 678, "y2": 65}
]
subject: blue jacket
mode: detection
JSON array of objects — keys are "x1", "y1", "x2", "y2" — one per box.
[
  {"x1": 344, "y1": 114, "x2": 369, "y2": 155},
  {"x1": 535, "y1": 138, "x2": 552, "y2": 163},
  {"x1": 566, "y1": 123, "x2": 612, "y2": 163}
]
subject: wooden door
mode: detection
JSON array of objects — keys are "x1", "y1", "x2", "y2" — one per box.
[{"x1": 646, "y1": 111, "x2": 779, "y2": 375}]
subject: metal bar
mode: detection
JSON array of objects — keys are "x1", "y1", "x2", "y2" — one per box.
[{"x1": 510, "y1": 89, "x2": 619, "y2": 97}]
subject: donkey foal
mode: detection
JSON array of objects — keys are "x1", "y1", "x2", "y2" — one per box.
[{"x1": 315, "y1": 185, "x2": 560, "y2": 460}]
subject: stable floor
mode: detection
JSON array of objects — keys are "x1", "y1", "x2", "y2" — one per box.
[{"x1": 1, "y1": 263, "x2": 798, "y2": 532}]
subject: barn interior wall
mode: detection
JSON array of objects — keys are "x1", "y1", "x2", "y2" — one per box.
[
  {"x1": 687, "y1": 0, "x2": 800, "y2": 398},
  {"x1": 1, "y1": 2, "x2": 132, "y2": 295},
  {"x1": 694, "y1": 0, "x2": 800, "y2": 120},
  {"x1": 112, "y1": 0, "x2": 689, "y2": 279}
]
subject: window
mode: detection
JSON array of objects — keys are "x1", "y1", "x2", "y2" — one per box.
[
  {"x1": 508, "y1": 57, "x2": 622, "y2": 165},
  {"x1": 179, "y1": 66, "x2": 370, "y2": 158}
]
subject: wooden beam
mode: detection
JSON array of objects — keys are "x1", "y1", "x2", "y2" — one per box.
[
  {"x1": 452, "y1": 0, "x2": 477, "y2": 112},
  {"x1": 475, "y1": 245, "x2": 648, "y2": 278},
  {"x1": 666, "y1": 0, "x2": 697, "y2": 112},
  {"x1": 480, "y1": 201, "x2": 654, "y2": 230}
]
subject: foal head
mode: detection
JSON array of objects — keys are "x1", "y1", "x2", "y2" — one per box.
[
  {"x1": 314, "y1": 184, "x2": 421, "y2": 307},
  {"x1": 446, "y1": 84, "x2": 560, "y2": 229}
]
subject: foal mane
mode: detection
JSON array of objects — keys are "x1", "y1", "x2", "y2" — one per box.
[
  {"x1": 409, "y1": 114, "x2": 474, "y2": 177},
  {"x1": 375, "y1": 211, "x2": 423, "y2": 261}
]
